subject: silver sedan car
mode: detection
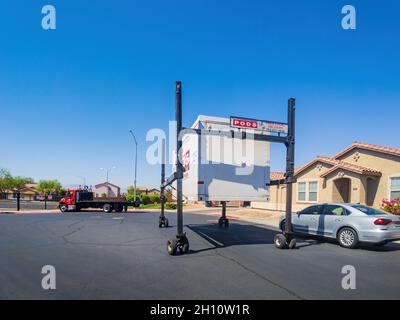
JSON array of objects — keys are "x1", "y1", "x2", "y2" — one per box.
[{"x1": 280, "y1": 203, "x2": 400, "y2": 248}]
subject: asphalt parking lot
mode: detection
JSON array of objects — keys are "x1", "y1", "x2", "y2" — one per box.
[{"x1": 0, "y1": 210, "x2": 399, "y2": 300}]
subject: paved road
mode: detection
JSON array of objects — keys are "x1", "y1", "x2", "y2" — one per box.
[{"x1": 0, "y1": 211, "x2": 399, "y2": 299}]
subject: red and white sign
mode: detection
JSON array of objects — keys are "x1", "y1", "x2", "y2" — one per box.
[
  {"x1": 230, "y1": 116, "x2": 288, "y2": 134},
  {"x1": 231, "y1": 118, "x2": 259, "y2": 129},
  {"x1": 183, "y1": 150, "x2": 190, "y2": 171}
]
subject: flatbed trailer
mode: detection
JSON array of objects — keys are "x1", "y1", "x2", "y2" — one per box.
[{"x1": 59, "y1": 189, "x2": 140, "y2": 213}]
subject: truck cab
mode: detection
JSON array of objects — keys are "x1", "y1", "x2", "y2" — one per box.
[{"x1": 59, "y1": 189, "x2": 93, "y2": 212}]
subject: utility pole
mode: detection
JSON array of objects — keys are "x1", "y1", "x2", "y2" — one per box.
[
  {"x1": 100, "y1": 167, "x2": 116, "y2": 183},
  {"x1": 129, "y1": 130, "x2": 138, "y2": 202}
]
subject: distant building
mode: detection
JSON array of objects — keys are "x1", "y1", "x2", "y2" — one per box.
[
  {"x1": 93, "y1": 182, "x2": 121, "y2": 198},
  {"x1": 133, "y1": 187, "x2": 160, "y2": 195}
]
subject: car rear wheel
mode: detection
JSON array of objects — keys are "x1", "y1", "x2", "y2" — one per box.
[{"x1": 337, "y1": 227, "x2": 358, "y2": 249}]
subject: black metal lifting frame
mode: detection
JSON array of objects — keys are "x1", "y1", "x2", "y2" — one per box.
[{"x1": 161, "y1": 81, "x2": 296, "y2": 254}]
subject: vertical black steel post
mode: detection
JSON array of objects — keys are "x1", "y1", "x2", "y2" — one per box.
[
  {"x1": 284, "y1": 98, "x2": 296, "y2": 237},
  {"x1": 160, "y1": 138, "x2": 166, "y2": 219},
  {"x1": 16, "y1": 192, "x2": 20, "y2": 211},
  {"x1": 176, "y1": 81, "x2": 184, "y2": 236},
  {"x1": 221, "y1": 201, "x2": 227, "y2": 219}
]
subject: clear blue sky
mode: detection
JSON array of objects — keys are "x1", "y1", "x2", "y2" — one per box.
[{"x1": 0, "y1": 0, "x2": 399, "y2": 190}]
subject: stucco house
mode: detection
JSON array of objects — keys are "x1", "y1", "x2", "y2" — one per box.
[
  {"x1": 252, "y1": 142, "x2": 400, "y2": 211},
  {"x1": 134, "y1": 187, "x2": 160, "y2": 195},
  {"x1": 3, "y1": 184, "x2": 38, "y2": 201},
  {"x1": 93, "y1": 182, "x2": 121, "y2": 198}
]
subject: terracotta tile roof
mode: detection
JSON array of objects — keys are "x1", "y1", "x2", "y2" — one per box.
[
  {"x1": 271, "y1": 155, "x2": 381, "y2": 182},
  {"x1": 334, "y1": 141, "x2": 400, "y2": 159},
  {"x1": 320, "y1": 160, "x2": 382, "y2": 178},
  {"x1": 270, "y1": 142, "x2": 399, "y2": 182},
  {"x1": 270, "y1": 172, "x2": 285, "y2": 181},
  {"x1": 293, "y1": 156, "x2": 340, "y2": 176}
]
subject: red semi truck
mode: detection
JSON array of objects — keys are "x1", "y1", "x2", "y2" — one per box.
[{"x1": 58, "y1": 189, "x2": 139, "y2": 213}]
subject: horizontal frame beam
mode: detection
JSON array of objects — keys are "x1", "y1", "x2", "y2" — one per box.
[{"x1": 183, "y1": 128, "x2": 288, "y2": 144}]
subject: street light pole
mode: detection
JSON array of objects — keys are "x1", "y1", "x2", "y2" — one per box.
[{"x1": 129, "y1": 130, "x2": 138, "y2": 202}]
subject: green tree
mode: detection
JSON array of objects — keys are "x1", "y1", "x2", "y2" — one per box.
[
  {"x1": 36, "y1": 180, "x2": 62, "y2": 196},
  {"x1": 11, "y1": 176, "x2": 34, "y2": 191},
  {"x1": 0, "y1": 168, "x2": 13, "y2": 194},
  {"x1": 0, "y1": 168, "x2": 33, "y2": 194}
]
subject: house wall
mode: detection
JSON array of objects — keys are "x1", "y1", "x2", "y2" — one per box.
[
  {"x1": 252, "y1": 184, "x2": 286, "y2": 211},
  {"x1": 337, "y1": 149, "x2": 400, "y2": 207},
  {"x1": 323, "y1": 170, "x2": 364, "y2": 204},
  {"x1": 94, "y1": 185, "x2": 120, "y2": 197}
]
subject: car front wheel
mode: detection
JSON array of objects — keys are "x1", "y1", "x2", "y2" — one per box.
[
  {"x1": 337, "y1": 227, "x2": 359, "y2": 249},
  {"x1": 59, "y1": 204, "x2": 68, "y2": 213}
]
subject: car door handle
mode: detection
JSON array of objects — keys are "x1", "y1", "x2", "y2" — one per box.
[{"x1": 335, "y1": 218, "x2": 343, "y2": 222}]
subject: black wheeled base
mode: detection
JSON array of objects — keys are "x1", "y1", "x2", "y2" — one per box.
[
  {"x1": 158, "y1": 216, "x2": 169, "y2": 228},
  {"x1": 218, "y1": 201, "x2": 229, "y2": 228},
  {"x1": 167, "y1": 234, "x2": 189, "y2": 255},
  {"x1": 274, "y1": 232, "x2": 297, "y2": 249},
  {"x1": 218, "y1": 217, "x2": 229, "y2": 228}
]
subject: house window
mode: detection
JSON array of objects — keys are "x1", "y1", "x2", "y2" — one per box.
[
  {"x1": 297, "y1": 180, "x2": 318, "y2": 202},
  {"x1": 298, "y1": 182, "x2": 306, "y2": 201},
  {"x1": 309, "y1": 181, "x2": 318, "y2": 201},
  {"x1": 390, "y1": 177, "x2": 400, "y2": 200}
]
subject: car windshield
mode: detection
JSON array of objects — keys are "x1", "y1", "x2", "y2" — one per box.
[{"x1": 351, "y1": 204, "x2": 387, "y2": 215}]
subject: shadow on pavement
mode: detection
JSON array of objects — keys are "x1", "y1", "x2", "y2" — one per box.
[
  {"x1": 357, "y1": 242, "x2": 400, "y2": 252},
  {"x1": 187, "y1": 222, "x2": 322, "y2": 253}
]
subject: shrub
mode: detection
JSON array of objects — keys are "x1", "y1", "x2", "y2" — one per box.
[
  {"x1": 165, "y1": 203, "x2": 177, "y2": 210},
  {"x1": 141, "y1": 194, "x2": 151, "y2": 205},
  {"x1": 381, "y1": 197, "x2": 400, "y2": 215},
  {"x1": 125, "y1": 193, "x2": 134, "y2": 201},
  {"x1": 149, "y1": 194, "x2": 161, "y2": 204}
]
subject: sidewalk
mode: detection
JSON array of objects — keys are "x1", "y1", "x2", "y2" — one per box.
[{"x1": 189, "y1": 207, "x2": 282, "y2": 229}]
